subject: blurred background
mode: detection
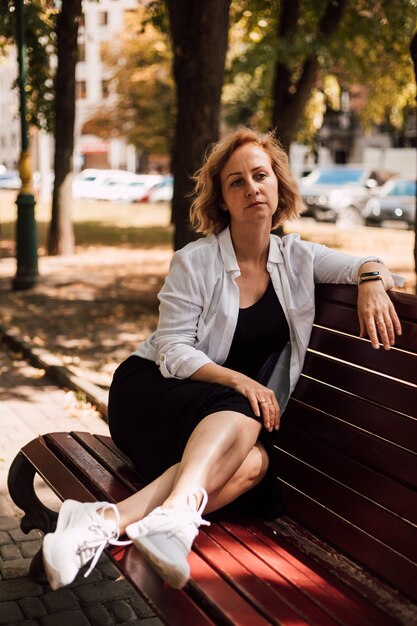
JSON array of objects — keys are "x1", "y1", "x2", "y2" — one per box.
[{"x1": 0, "y1": 0, "x2": 416, "y2": 281}]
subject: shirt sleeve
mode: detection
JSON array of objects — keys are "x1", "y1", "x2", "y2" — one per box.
[
  {"x1": 306, "y1": 241, "x2": 403, "y2": 287},
  {"x1": 154, "y1": 250, "x2": 213, "y2": 379}
]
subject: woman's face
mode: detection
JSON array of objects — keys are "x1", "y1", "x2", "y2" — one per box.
[{"x1": 219, "y1": 143, "x2": 279, "y2": 228}]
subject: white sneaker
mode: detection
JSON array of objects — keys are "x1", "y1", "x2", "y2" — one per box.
[
  {"x1": 126, "y1": 488, "x2": 210, "y2": 589},
  {"x1": 42, "y1": 499, "x2": 131, "y2": 590}
]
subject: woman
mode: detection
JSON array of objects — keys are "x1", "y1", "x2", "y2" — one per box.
[{"x1": 42, "y1": 129, "x2": 403, "y2": 591}]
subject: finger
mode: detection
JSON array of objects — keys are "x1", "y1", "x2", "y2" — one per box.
[
  {"x1": 265, "y1": 402, "x2": 276, "y2": 432},
  {"x1": 375, "y1": 319, "x2": 390, "y2": 350},
  {"x1": 382, "y1": 314, "x2": 395, "y2": 346},
  {"x1": 358, "y1": 312, "x2": 367, "y2": 338},
  {"x1": 366, "y1": 316, "x2": 382, "y2": 349},
  {"x1": 259, "y1": 400, "x2": 272, "y2": 430},
  {"x1": 270, "y1": 397, "x2": 280, "y2": 430},
  {"x1": 388, "y1": 302, "x2": 402, "y2": 336},
  {"x1": 250, "y1": 394, "x2": 261, "y2": 417}
]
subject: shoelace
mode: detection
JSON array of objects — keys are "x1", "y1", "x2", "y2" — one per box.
[
  {"x1": 137, "y1": 487, "x2": 211, "y2": 538},
  {"x1": 77, "y1": 504, "x2": 132, "y2": 578}
]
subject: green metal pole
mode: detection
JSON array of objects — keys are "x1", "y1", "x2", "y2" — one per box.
[{"x1": 12, "y1": 0, "x2": 39, "y2": 290}]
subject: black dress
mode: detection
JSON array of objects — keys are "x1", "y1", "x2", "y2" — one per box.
[{"x1": 108, "y1": 279, "x2": 289, "y2": 518}]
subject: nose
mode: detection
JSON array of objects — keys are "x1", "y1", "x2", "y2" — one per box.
[{"x1": 245, "y1": 177, "x2": 259, "y2": 197}]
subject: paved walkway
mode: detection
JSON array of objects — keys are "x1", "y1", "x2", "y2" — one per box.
[{"x1": 0, "y1": 343, "x2": 162, "y2": 626}]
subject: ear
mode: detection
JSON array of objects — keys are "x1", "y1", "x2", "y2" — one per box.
[{"x1": 220, "y1": 199, "x2": 228, "y2": 211}]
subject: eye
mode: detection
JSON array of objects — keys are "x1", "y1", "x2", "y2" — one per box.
[
  {"x1": 230, "y1": 178, "x2": 244, "y2": 187},
  {"x1": 255, "y1": 172, "x2": 267, "y2": 181}
]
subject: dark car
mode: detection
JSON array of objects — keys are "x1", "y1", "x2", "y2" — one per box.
[
  {"x1": 299, "y1": 166, "x2": 385, "y2": 227},
  {"x1": 362, "y1": 178, "x2": 416, "y2": 229}
]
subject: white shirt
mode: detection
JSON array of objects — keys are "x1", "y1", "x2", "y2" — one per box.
[{"x1": 134, "y1": 227, "x2": 402, "y2": 410}]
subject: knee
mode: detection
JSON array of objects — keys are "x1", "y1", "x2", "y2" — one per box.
[{"x1": 236, "y1": 444, "x2": 269, "y2": 491}]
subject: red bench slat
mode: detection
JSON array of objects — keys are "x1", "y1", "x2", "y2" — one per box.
[
  {"x1": 44, "y1": 432, "x2": 132, "y2": 503},
  {"x1": 290, "y1": 376, "x2": 417, "y2": 455},
  {"x1": 276, "y1": 424, "x2": 417, "y2": 526},
  {"x1": 197, "y1": 523, "x2": 347, "y2": 626},
  {"x1": 187, "y1": 550, "x2": 272, "y2": 626},
  {"x1": 275, "y1": 444, "x2": 417, "y2": 561},
  {"x1": 198, "y1": 524, "x2": 338, "y2": 626},
  {"x1": 277, "y1": 481, "x2": 417, "y2": 602},
  {"x1": 301, "y1": 352, "x2": 416, "y2": 417},
  {"x1": 21, "y1": 437, "x2": 96, "y2": 502},
  {"x1": 110, "y1": 544, "x2": 218, "y2": 626},
  {"x1": 240, "y1": 521, "x2": 401, "y2": 626},
  {"x1": 72, "y1": 432, "x2": 143, "y2": 492},
  {"x1": 308, "y1": 326, "x2": 417, "y2": 385}
]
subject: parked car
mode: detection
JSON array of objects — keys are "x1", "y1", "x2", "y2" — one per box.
[
  {"x1": 300, "y1": 166, "x2": 386, "y2": 227},
  {"x1": 363, "y1": 178, "x2": 416, "y2": 229},
  {"x1": 72, "y1": 170, "x2": 162, "y2": 201},
  {"x1": 141, "y1": 175, "x2": 173, "y2": 203},
  {"x1": 119, "y1": 174, "x2": 164, "y2": 202},
  {"x1": 72, "y1": 169, "x2": 130, "y2": 199},
  {"x1": 0, "y1": 169, "x2": 21, "y2": 190}
]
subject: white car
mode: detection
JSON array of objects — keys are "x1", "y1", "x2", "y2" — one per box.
[
  {"x1": 141, "y1": 176, "x2": 173, "y2": 203},
  {"x1": 117, "y1": 175, "x2": 164, "y2": 202},
  {"x1": 0, "y1": 169, "x2": 21, "y2": 189},
  {"x1": 72, "y1": 169, "x2": 163, "y2": 201}
]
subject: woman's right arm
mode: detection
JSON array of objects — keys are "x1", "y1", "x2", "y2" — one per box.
[{"x1": 190, "y1": 363, "x2": 280, "y2": 432}]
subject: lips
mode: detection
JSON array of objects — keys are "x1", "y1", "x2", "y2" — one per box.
[{"x1": 247, "y1": 201, "x2": 264, "y2": 208}]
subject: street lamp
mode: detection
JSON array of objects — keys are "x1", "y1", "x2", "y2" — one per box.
[{"x1": 12, "y1": 0, "x2": 39, "y2": 290}]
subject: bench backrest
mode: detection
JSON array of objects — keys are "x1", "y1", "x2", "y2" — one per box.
[{"x1": 274, "y1": 284, "x2": 417, "y2": 602}]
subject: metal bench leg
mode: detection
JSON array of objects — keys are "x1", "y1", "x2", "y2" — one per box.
[{"x1": 7, "y1": 451, "x2": 58, "y2": 535}]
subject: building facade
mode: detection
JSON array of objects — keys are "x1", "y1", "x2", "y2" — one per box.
[
  {"x1": 0, "y1": 0, "x2": 139, "y2": 185},
  {"x1": 0, "y1": 47, "x2": 20, "y2": 170}
]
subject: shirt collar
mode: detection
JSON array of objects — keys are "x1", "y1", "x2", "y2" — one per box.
[{"x1": 217, "y1": 226, "x2": 284, "y2": 271}]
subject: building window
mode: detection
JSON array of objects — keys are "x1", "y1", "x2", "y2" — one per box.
[
  {"x1": 99, "y1": 11, "x2": 108, "y2": 26},
  {"x1": 102, "y1": 79, "x2": 111, "y2": 98},
  {"x1": 78, "y1": 43, "x2": 85, "y2": 62},
  {"x1": 76, "y1": 80, "x2": 87, "y2": 99}
]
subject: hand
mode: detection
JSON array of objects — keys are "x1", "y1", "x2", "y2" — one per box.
[
  {"x1": 357, "y1": 280, "x2": 402, "y2": 350},
  {"x1": 232, "y1": 375, "x2": 280, "y2": 432}
]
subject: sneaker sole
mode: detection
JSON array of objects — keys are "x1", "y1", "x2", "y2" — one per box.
[
  {"x1": 42, "y1": 500, "x2": 82, "y2": 590},
  {"x1": 42, "y1": 534, "x2": 67, "y2": 590},
  {"x1": 130, "y1": 535, "x2": 190, "y2": 589}
]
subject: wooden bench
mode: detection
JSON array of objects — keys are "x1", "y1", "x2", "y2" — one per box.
[{"x1": 8, "y1": 284, "x2": 417, "y2": 625}]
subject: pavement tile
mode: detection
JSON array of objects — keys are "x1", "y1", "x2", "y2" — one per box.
[
  {"x1": 0, "y1": 600, "x2": 24, "y2": 624},
  {"x1": 0, "y1": 578, "x2": 43, "y2": 602},
  {"x1": 84, "y1": 603, "x2": 115, "y2": 626},
  {"x1": 19, "y1": 596, "x2": 47, "y2": 619},
  {"x1": 40, "y1": 609, "x2": 91, "y2": 626},
  {"x1": 42, "y1": 589, "x2": 79, "y2": 613},
  {"x1": 0, "y1": 517, "x2": 19, "y2": 531},
  {"x1": 0, "y1": 344, "x2": 160, "y2": 624},
  {"x1": 108, "y1": 598, "x2": 137, "y2": 622}
]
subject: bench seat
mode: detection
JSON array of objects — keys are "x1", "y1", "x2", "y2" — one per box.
[{"x1": 8, "y1": 284, "x2": 417, "y2": 625}]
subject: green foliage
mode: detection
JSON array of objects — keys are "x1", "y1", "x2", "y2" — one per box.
[
  {"x1": 224, "y1": 0, "x2": 417, "y2": 142},
  {"x1": 0, "y1": 0, "x2": 57, "y2": 131},
  {"x1": 85, "y1": 7, "x2": 175, "y2": 156}
]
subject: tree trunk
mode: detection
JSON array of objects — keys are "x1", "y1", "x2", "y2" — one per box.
[
  {"x1": 272, "y1": 0, "x2": 347, "y2": 153},
  {"x1": 47, "y1": 0, "x2": 81, "y2": 255},
  {"x1": 166, "y1": 0, "x2": 231, "y2": 250},
  {"x1": 410, "y1": 32, "x2": 417, "y2": 287}
]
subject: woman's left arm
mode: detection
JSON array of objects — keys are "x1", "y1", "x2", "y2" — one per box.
[{"x1": 357, "y1": 261, "x2": 402, "y2": 350}]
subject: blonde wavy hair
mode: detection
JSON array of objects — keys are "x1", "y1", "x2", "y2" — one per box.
[{"x1": 190, "y1": 128, "x2": 304, "y2": 235}]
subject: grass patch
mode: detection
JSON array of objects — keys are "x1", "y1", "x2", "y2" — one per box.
[{"x1": 1, "y1": 221, "x2": 173, "y2": 248}]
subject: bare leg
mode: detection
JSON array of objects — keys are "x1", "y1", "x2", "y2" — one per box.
[
  {"x1": 165, "y1": 410, "x2": 262, "y2": 507},
  {"x1": 117, "y1": 411, "x2": 264, "y2": 531}
]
